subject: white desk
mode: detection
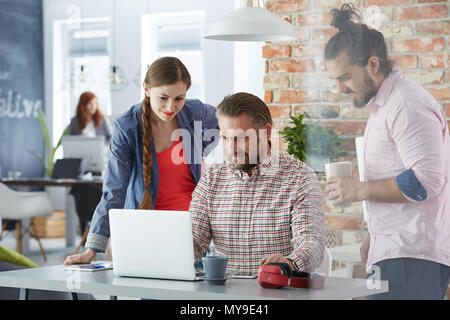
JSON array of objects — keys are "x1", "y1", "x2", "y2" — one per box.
[{"x1": 0, "y1": 265, "x2": 388, "y2": 300}]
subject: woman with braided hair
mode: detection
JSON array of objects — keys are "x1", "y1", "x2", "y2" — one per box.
[{"x1": 64, "y1": 56, "x2": 219, "y2": 265}]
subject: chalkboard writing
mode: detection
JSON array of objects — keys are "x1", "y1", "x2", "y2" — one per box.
[
  {"x1": 0, "y1": 89, "x2": 42, "y2": 119},
  {"x1": 0, "y1": 0, "x2": 45, "y2": 178}
]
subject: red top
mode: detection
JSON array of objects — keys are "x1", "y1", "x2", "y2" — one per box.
[{"x1": 154, "y1": 131, "x2": 196, "y2": 211}]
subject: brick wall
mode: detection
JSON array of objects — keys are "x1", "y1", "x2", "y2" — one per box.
[{"x1": 263, "y1": 0, "x2": 449, "y2": 254}]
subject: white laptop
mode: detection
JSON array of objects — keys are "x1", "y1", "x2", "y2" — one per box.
[{"x1": 109, "y1": 209, "x2": 201, "y2": 281}]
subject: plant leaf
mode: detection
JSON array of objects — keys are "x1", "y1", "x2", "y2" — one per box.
[
  {"x1": 55, "y1": 124, "x2": 70, "y2": 150},
  {"x1": 27, "y1": 149, "x2": 50, "y2": 176},
  {"x1": 36, "y1": 107, "x2": 50, "y2": 158},
  {"x1": 47, "y1": 124, "x2": 70, "y2": 177}
]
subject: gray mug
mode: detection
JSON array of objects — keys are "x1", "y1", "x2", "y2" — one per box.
[{"x1": 195, "y1": 255, "x2": 228, "y2": 279}]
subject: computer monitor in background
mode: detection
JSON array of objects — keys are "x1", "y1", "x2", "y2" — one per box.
[{"x1": 62, "y1": 136, "x2": 105, "y2": 175}]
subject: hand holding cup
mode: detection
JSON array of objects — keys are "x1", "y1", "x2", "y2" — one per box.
[{"x1": 324, "y1": 161, "x2": 352, "y2": 207}]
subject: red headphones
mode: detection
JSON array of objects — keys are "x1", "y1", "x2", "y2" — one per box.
[{"x1": 257, "y1": 263, "x2": 324, "y2": 289}]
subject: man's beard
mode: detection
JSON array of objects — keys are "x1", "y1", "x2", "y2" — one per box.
[
  {"x1": 229, "y1": 139, "x2": 268, "y2": 173},
  {"x1": 231, "y1": 152, "x2": 259, "y2": 173},
  {"x1": 350, "y1": 70, "x2": 378, "y2": 108}
]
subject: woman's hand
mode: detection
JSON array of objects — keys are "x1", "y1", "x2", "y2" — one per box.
[{"x1": 64, "y1": 248, "x2": 97, "y2": 265}]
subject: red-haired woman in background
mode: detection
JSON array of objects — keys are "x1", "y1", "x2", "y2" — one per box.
[
  {"x1": 68, "y1": 92, "x2": 112, "y2": 240},
  {"x1": 69, "y1": 91, "x2": 112, "y2": 144}
]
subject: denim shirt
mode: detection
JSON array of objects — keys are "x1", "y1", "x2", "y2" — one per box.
[{"x1": 85, "y1": 99, "x2": 219, "y2": 252}]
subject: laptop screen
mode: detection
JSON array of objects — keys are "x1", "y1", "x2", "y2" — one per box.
[{"x1": 51, "y1": 158, "x2": 82, "y2": 179}]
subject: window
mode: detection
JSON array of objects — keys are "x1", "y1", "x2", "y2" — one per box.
[
  {"x1": 52, "y1": 18, "x2": 111, "y2": 151},
  {"x1": 141, "y1": 11, "x2": 205, "y2": 101}
]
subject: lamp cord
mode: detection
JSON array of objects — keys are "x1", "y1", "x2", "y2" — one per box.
[
  {"x1": 80, "y1": 0, "x2": 84, "y2": 62},
  {"x1": 112, "y1": 0, "x2": 116, "y2": 67}
]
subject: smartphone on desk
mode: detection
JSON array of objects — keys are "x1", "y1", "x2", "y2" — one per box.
[
  {"x1": 231, "y1": 271, "x2": 257, "y2": 279},
  {"x1": 64, "y1": 262, "x2": 113, "y2": 272}
]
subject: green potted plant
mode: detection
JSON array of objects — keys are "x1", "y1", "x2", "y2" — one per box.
[
  {"x1": 281, "y1": 113, "x2": 347, "y2": 172},
  {"x1": 28, "y1": 107, "x2": 70, "y2": 178}
]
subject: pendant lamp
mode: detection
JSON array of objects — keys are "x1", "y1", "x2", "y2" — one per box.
[
  {"x1": 204, "y1": 0, "x2": 297, "y2": 42},
  {"x1": 105, "y1": 0, "x2": 129, "y2": 91},
  {"x1": 71, "y1": 0, "x2": 94, "y2": 88}
]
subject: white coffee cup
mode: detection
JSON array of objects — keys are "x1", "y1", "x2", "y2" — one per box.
[{"x1": 325, "y1": 161, "x2": 352, "y2": 207}]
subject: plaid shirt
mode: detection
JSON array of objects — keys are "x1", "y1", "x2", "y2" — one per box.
[{"x1": 190, "y1": 152, "x2": 325, "y2": 273}]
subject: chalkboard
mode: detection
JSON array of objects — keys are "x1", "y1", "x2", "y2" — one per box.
[{"x1": 0, "y1": 0, "x2": 45, "y2": 178}]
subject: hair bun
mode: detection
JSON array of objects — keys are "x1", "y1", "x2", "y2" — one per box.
[{"x1": 330, "y1": 3, "x2": 362, "y2": 31}]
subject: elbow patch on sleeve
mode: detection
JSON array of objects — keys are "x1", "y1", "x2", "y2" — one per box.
[{"x1": 395, "y1": 169, "x2": 427, "y2": 202}]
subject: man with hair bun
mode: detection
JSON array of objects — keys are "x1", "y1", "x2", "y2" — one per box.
[{"x1": 323, "y1": 4, "x2": 450, "y2": 300}]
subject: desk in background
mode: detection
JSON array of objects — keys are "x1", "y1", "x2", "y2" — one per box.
[
  {"x1": 0, "y1": 265, "x2": 388, "y2": 300},
  {"x1": 1, "y1": 178, "x2": 102, "y2": 188},
  {"x1": 0, "y1": 178, "x2": 103, "y2": 255}
]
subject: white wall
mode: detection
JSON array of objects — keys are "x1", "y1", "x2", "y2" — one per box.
[
  {"x1": 233, "y1": 0, "x2": 265, "y2": 100},
  {"x1": 234, "y1": 42, "x2": 265, "y2": 100}
]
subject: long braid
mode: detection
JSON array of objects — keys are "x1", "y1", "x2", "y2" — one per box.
[
  {"x1": 139, "y1": 96, "x2": 153, "y2": 209},
  {"x1": 138, "y1": 56, "x2": 191, "y2": 210}
]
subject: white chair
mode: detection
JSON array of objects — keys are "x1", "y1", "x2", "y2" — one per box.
[
  {"x1": 0, "y1": 182, "x2": 53, "y2": 261},
  {"x1": 315, "y1": 247, "x2": 332, "y2": 277}
]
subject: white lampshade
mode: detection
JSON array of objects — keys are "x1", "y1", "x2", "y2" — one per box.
[{"x1": 204, "y1": 7, "x2": 297, "y2": 42}]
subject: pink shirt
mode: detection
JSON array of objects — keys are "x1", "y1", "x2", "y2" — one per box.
[{"x1": 363, "y1": 65, "x2": 450, "y2": 269}]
